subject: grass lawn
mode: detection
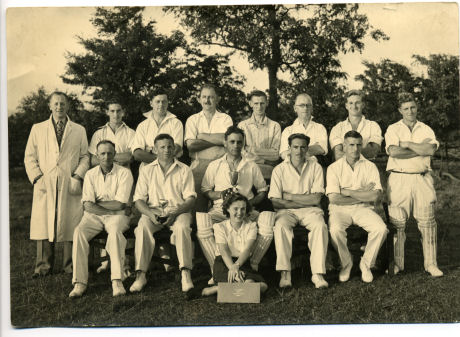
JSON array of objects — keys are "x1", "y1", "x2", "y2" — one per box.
[{"x1": 8, "y1": 165, "x2": 460, "y2": 327}]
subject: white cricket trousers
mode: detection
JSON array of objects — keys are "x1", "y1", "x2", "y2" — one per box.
[
  {"x1": 273, "y1": 207, "x2": 328, "y2": 274},
  {"x1": 72, "y1": 211, "x2": 130, "y2": 285},
  {"x1": 134, "y1": 213, "x2": 193, "y2": 272},
  {"x1": 387, "y1": 172, "x2": 439, "y2": 270},
  {"x1": 329, "y1": 204, "x2": 388, "y2": 269}
]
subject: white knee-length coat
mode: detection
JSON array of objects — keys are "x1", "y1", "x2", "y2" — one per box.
[{"x1": 24, "y1": 115, "x2": 89, "y2": 242}]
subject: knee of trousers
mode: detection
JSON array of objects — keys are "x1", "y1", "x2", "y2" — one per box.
[
  {"x1": 257, "y1": 211, "x2": 275, "y2": 236},
  {"x1": 388, "y1": 206, "x2": 408, "y2": 229},
  {"x1": 172, "y1": 214, "x2": 193, "y2": 233},
  {"x1": 134, "y1": 217, "x2": 154, "y2": 238},
  {"x1": 328, "y1": 222, "x2": 346, "y2": 238},
  {"x1": 414, "y1": 204, "x2": 437, "y2": 228},
  {"x1": 196, "y1": 212, "x2": 214, "y2": 239}
]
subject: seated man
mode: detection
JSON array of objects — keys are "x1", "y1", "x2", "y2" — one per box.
[
  {"x1": 129, "y1": 134, "x2": 196, "y2": 293},
  {"x1": 269, "y1": 133, "x2": 328, "y2": 289},
  {"x1": 279, "y1": 93, "x2": 328, "y2": 162},
  {"x1": 329, "y1": 90, "x2": 382, "y2": 161},
  {"x1": 197, "y1": 126, "x2": 275, "y2": 282},
  {"x1": 326, "y1": 130, "x2": 388, "y2": 283},
  {"x1": 238, "y1": 90, "x2": 281, "y2": 179},
  {"x1": 69, "y1": 140, "x2": 133, "y2": 298}
]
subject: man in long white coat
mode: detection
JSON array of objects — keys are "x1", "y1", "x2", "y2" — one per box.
[{"x1": 24, "y1": 91, "x2": 89, "y2": 277}]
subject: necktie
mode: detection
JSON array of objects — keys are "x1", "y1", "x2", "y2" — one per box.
[{"x1": 56, "y1": 120, "x2": 64, "y2": 145}]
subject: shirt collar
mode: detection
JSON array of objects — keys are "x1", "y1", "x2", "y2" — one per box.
[
  {"x1": 220, "y1": 153, "x2": 248, "y2": 171},
  {"x1": 151, "y1": 158, "x2": 180, "y2": 175},
  {"x1": 50, "y1": 114, "x2": 69, "y2": 125},
  {"x1": 103, "y1": 122, "x2": 127, "y2": 131},
  {"x1": 341, "y1": 154, "x2": 367, "y2": 167},
  {"x1": 98, "y1": 163, "x2": 117, "y2": 176},
  {"x1": 345, "y1": 115, "x2": 366, "y2": 125},
  {"x1": 144, "y1": 110, "x2": 177, "y2": 122},
  {"x1": 397, "y1": 119, "x2": 421, "y2": 130},
  {"x1": 248, "y1": 114, "x2": 268, "y2": 126},
  {"x1": 293, "y1": 116, "x2": 314, "y2": 128}
]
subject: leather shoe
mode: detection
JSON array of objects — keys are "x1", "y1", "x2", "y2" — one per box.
[
  {"x1": 339, "y1": 262, "x2": 353, "y2": 282},
  {"x1": 69, "y1": 283, "x2": 87, "y2": 298},
  {"x1": 279, "y1": 271, "x2": 292, "y2": 288},
  {"x1": 129, "y1": 272, "x2": 147, "y2": 293},
  {"x1": 359, "y1": 260, "x2": 373, "y2": 283},
  {"x1": 426, "y1": 265, "x2": 443, "y2": 277},
  {"x1": 311, "y1": 274, "x2": 328, "y2": 289}
]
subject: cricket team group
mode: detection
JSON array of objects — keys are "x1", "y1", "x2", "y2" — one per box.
[{"x1": 23, "y1": 84, "x2": 444, "y2": 299}]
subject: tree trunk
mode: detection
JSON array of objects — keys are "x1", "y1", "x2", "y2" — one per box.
[{"x1": 266, "y1": 5, "x2": 281, "y2": 118}]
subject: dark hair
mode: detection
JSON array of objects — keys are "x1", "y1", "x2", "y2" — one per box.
[
  {"x1": 96, "y1": 140, "x2": 116, "y2": 151},
  {"x1": 224, "y1": 125, "x2": 245, "y2": 140},
  {"x1": 345, "y1": 90, "x2": 364, "y2": 101},
  {"x1": 48, "y1": 91, "x2": 69, "y2": 102},
  {"x1": 344, "y1": 130, "x2": 363, "y2": 140},
  {"x1": 200, "y1": 83, "x2": 220, "y2": 97},
  {"x1": 149, "y1": 88, "x2": 169, "y2": 100},
  {"x1": 106, "y1": 101, "x2": 123, "y2": 109},
  {"x1": 398, "y1": 92, "x2": 416, "y2": 107},
  {"x1": 248, "y1": 90, "x2": 267, "y2": 101},
  {"x1": 154, "y1": 133, "x2": 174, "y2": 144},
  {"x1": 222, "y1": 192, "x2": 252, "y2": 218},
  {"x1": 288, "y1": 133, "x2": 310, "y2": 146}
]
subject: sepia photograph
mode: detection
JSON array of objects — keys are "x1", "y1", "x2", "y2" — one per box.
[{"x1": 3, "y1": 0, "x2": 460, "y2": 333}]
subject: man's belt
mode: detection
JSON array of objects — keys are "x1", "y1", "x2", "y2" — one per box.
[{"x1": 390, "y1": 170, "x2": 429, "y2": 176}]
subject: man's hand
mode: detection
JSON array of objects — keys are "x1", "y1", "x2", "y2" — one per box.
[
  {"x1": 359, "y1": 182, "x2": 375, "y2": 192},
  {"x1": 220, "y1": 188, "x2": 234, "y2": 201},
  {"x1": 399, "y1": 141, "x2": 410, "y2": 148},
  {"x1": 124, "y1": 206, "x2": 132, "y2": 217},
  {"x1": 72, "y1": 173, "x2": 83, "y2": 181}
]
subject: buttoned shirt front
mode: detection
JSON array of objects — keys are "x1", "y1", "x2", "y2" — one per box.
[
  {"x1": 201, "y1": 154, "x2": 268, "y2": 208},
  {"x1": 184, "y1": 110, "x2": 233, "y2": 161},
  {"x1": 268, "y1": 158, "x2": 324, "y2": 199},
  {"x1": 279, "y1": 117, "x2": 328, "y2": 156},
  {"x1": 238, "y1": 114, "x2": 281, "y2": 153},
  {"x1": 329, "y1": 116, "x2": 382, "y2": 150},
  {"x1": 214, "y1": 219, "x2": 257, "y2": 257},
  {"x1": 385, "y1": 120, "x2": 439, "y2": 173},
  {"x1": 131, "y1": 111, "x2": 183, "y2": 154},
  {"x1": 325, "y1": 155, "x2": 382, "y2": 196},
  {"x1": 88, "y1": 122, "x2": 135, "y2": 155},
  {"x1": 133, "y1": 159, "x2": 196, "y2": 208},
  {"x1": 81, "y1": 164, "x2": 134, "y2": 204}
]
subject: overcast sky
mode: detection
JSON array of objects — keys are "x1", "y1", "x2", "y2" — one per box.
[{"x1": 6, "y1": 2, "x2": 459, "y2": 114}]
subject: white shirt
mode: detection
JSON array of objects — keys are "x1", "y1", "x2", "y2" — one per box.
[
  {"x1": 329, "y1": 116, "x2": 382, "y2": 150},
  {"x1": 88, "y1": 122, "x2": 135, "y2": 155},
  {"x1": 214, "y1": 219, "x2": 257, "y2": 257},
  {"x1": 131, "y1": 110, "x2": 183, "y2": 154},
  {"x1": 133, "y1": 159, "x2": 196, "y2": 209},
  {"x1": 81, "y1": 164, "x2": 133, "y2": 204},
  {"x1": 279, "y1": 117, "x2": 328, "y2": 156},
  {"x1": 238, "y1": 115, "x2": 281, "y2": 154},
  {"x1": 201, "y1": 154, "x2": 268, "y2": 208},
  {"x1": 326, "y1": 155, "x2": 382, "y2": 196},
  {"x1": 268, "y1": 158, "x2": 324, "y2": 199},
  {"x1": 385, "y1": 120, "x2": 439, "y2": 173},
  {"x1": 184, "y1": 110, "x2": 233, "y2": 161}
]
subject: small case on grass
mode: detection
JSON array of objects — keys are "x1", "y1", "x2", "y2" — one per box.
[{"x1": 217, "y1": 282, "x2": 260, "y2": 303}]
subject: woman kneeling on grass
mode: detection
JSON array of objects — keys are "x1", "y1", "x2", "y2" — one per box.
[{"x1": 202, "y1": 192, "x2": 268, "y2": 296}]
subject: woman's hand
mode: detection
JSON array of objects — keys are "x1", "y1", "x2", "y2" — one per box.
[{"x1": 227, "y1": 263, "x2": 245, "y2": 283}]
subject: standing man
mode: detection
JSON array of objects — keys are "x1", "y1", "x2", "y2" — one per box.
[
  {"x1": 129, "y1": 134, "x2": 197, "y2": 293},
  {"x1": 279, "y1": 94, "x2": 328, "y2": 161},
  {"x1": 326, "y1": 131, "x2": 388, "y2": 283},
  {"x1": 131, "y1": 89, "x2": 183, "y2": 168},
  {"x1": 69, "y1": 140, "x2": 133, "y2": 298},
  {"x1": 184, "y1": 84, "x2": 233, "y2": 211},
  {"x1": 269, "y1": 134, "x2": 329, "y2": 289},
  {"x1": 88, "y1": 101, "x2": 135, "y2": 168},
  {"x1": 329, "y1": 90, "x2": 382, "y2": 161},
  {"x1": 385, "y1": 93, "x2": 443, "y2": 277},
  {"x1": 197, "y1": 126, "x2": 274, "y2": 279},
  {"x1": 24, "y1": 91, "x2": 89, "y2": 277},
  {"x1": 238, "y1": 90, "x2": 281, "y2": 179}
]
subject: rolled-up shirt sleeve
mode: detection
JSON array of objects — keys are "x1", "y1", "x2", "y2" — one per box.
[
  {"x1": 171, "y1": 119, "x2": 184, "y2": 148},
  {"x1": 182, "y1": 167, "x2": 197, "y2": 200},
  {"x1": 325, "y1": 165, "x2": 341, "y2": 196},
  {"x1": 81, "y1": 175, "x2": 96, "y2": 204},
  {"x1": 201, "y1": 163, "x2": 216, "y2": 193},
  {"x1": 252, "y1": 164, "x2": 268, "y2": 193},
  {"x1": 369, "y1": 164, "x2": 383, "y2": 191},
  {"x1": 184, "y1": 116, "x2": 198, "y2": 143},
  {"x1": 131, "y1": 124, "x2": 147, "y2": 153},
  {"x1": 279, "y1": 128, "x2": 291, "y2": 155},
  {"x1": 310, "y1": 162, "x2": 325, "y2": 194},
  {"x1": 384, "y1": 125, "x2": 400, "y2": 154},
  {"x1": 268, "y1": 166, "x2": 282, "y2": 199},
  {"x1": 114, "y1": 169, "x2": 134, "y2": 204},
  {"x1": 368, "y1": 121, "x2": 383, "y2": 146},
  {"x1": 329, "y1": 123, "x2": 343, "y2": 150},
  {"x1": 133, "y1": 166, "x2": 149, "y2": 203}
]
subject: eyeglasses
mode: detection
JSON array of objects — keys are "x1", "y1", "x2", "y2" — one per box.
[{"x1": 295, "y1": 104, "x2": 313, "y2": 109}]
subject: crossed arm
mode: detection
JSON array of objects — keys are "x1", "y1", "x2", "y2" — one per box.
[
  {"x1": 388, "y1": 139, "x2": 436, "y2": 159},
  {"x1": 186, "y1": 133, "x2": 225, "y2": 152},
  {"x1": 271, "y1": 192, "x2": 322, "y2": 210},
  {"x1": 328, "y1": 183, "x2": 381, "y2": 205},
  {"x1": 83, "y1": 200, "x2": 127, "y2": 216}
]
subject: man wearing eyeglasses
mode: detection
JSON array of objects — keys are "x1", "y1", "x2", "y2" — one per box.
[
  {"x1": 279, "y1": 94, "x2": 328, "y2": 162},
  {"x1": 197, "y1": 126, "x2": 275, "y2": 283}
]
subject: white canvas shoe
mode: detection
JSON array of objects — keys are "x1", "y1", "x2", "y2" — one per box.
[{"x1": 69, "y1": 283, "x2": 87, "y2": 298}]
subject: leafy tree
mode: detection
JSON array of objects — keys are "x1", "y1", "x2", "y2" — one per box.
[
  {"x1": 8, "y1": 87, "x2": 92, "y2": 168},
  {"x1": 355, "y1": 59, "x2": 418, "y2": 132},
  {"x1": 62, "y1": 6, "x2": 246, "y2": 128},
  {"x1": 413, "y1": 54, "x2": 459, "y2": 159},
  {"x1": 166, "y1": 3, "x2": 388, "y2": 120}
]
